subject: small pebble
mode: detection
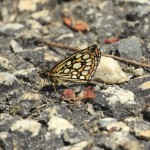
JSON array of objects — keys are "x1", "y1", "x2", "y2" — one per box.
[
  {"x1": 133, "y1": 68, "x2": 144, "y2": 77},
  {"x1": 99, "y1": 118, "x2": 117, "y2": 128},
  {"x1": 102, "y1": 87, "x2": 135, "y2": 105},
  {"x1": 10, "y1": 40, "x2": 24, "y2": 53},
  {"x1": 0, "y1": 23, "x2": 24, "y2": 32},
  {"x1": 94, "y1": 56, "x2": 129, "y2": 84}
]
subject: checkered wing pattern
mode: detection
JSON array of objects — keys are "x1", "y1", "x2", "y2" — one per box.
[{"x1": 48, "y1": 45, "x2": 101, "y2": 84}]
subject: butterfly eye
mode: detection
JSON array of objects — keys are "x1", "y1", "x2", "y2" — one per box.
[{"x1": 89, "y1": 45, "x2": 98, "y2": 52}]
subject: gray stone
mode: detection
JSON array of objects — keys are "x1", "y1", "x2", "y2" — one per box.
[
  {"x1": 0, "y1": 72, "x2": 18, "y2": 86},
  {"x1": 0, "y1": 113, "x2": 21, "y2": 132},
  {"x1": 18, "y1": 0, "x2": 37, "y2": 12},
  {"x1": 133, "y1": 68, "x2": 144, "y2": 77},
  {"x1": 94, "y1": 57, "x2": 129, "y2": 84},
  {"x1": 0, "y1": 56, "x2": 12, "y2": 70},
  {"x1": 13, "y1": 68, "x2": 37, "y2": 82},
  {"x1": 63, "y1": 128, "x2": 91, "y2": 144},
  {"x1": 134, "y1": 5, "x2": 150, "y2": 17},
  {"x1": 99, "y1": 118, "x2": 130, "y2": 132},
  {"x1": 11, "y1": 119, "x2": 41, "y2": 137},
  {"x1": 96, "y1": 131, "x2": 144, "y2": 150},
  {"x1": 99, "y1": 118, "x2": 117, "y2": 128},
  {"x1": 126, "y1": 119, "x2": 150, "y2": 141},
  {"x1": 31, "y1": 10, "x2": 51, "y2": 23},
  {"x1": 102, "y1": 87, "x2": 135, "y2": 105},
  {"x1": 0, "y1": 132, "x2": 13, "y2": 150},
  {"x1": 10, "y1": 40, "x2": 24, "y2": 53},
  {"x1": 118, "y1": 38, "x2": 142, "y2": 61},
  {"x1": 0, "y1": 23, "x2": 24, "y2": 32},
  {"x1": 48, "y1": 116, "x2": 74, "y2": 135}
]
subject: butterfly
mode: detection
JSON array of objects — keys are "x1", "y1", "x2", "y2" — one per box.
[{"x1": 41, "y1": 45, "x2": 101, "y2": 92}]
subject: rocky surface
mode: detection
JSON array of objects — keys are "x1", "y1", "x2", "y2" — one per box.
[{"x1": 0, "y1": 0, "x2": 150, "y2": 150}]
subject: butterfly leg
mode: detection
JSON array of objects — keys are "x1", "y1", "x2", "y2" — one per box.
[
  {"x1": 55, "y1": 78, "x2": 70, "y2": 89},
  {"x1": 52, "y1": 82, "x2": 59, "y2": 94},
  {"x1": 47, "y1": 77, "x2": 58, "y2": 94}
]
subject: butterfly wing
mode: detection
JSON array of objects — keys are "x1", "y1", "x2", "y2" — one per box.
[{"x1": 48, "y1": 45, "x2": 101, "y2": 83}]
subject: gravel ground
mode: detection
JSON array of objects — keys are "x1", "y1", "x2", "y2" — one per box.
[{"x1": 0, "y1": 0, "x2": 150, "y2": 150}]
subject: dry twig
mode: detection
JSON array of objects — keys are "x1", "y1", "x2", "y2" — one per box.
[
  {"x1": 35, "y1": 39, "x2": 150, "y2": 68},
  {"x1": 35, "y1": 38, "x2": 79, "y2": 51},
  {"x1": 103, "y1": 54, "x2": 150, "y2": 68}
]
